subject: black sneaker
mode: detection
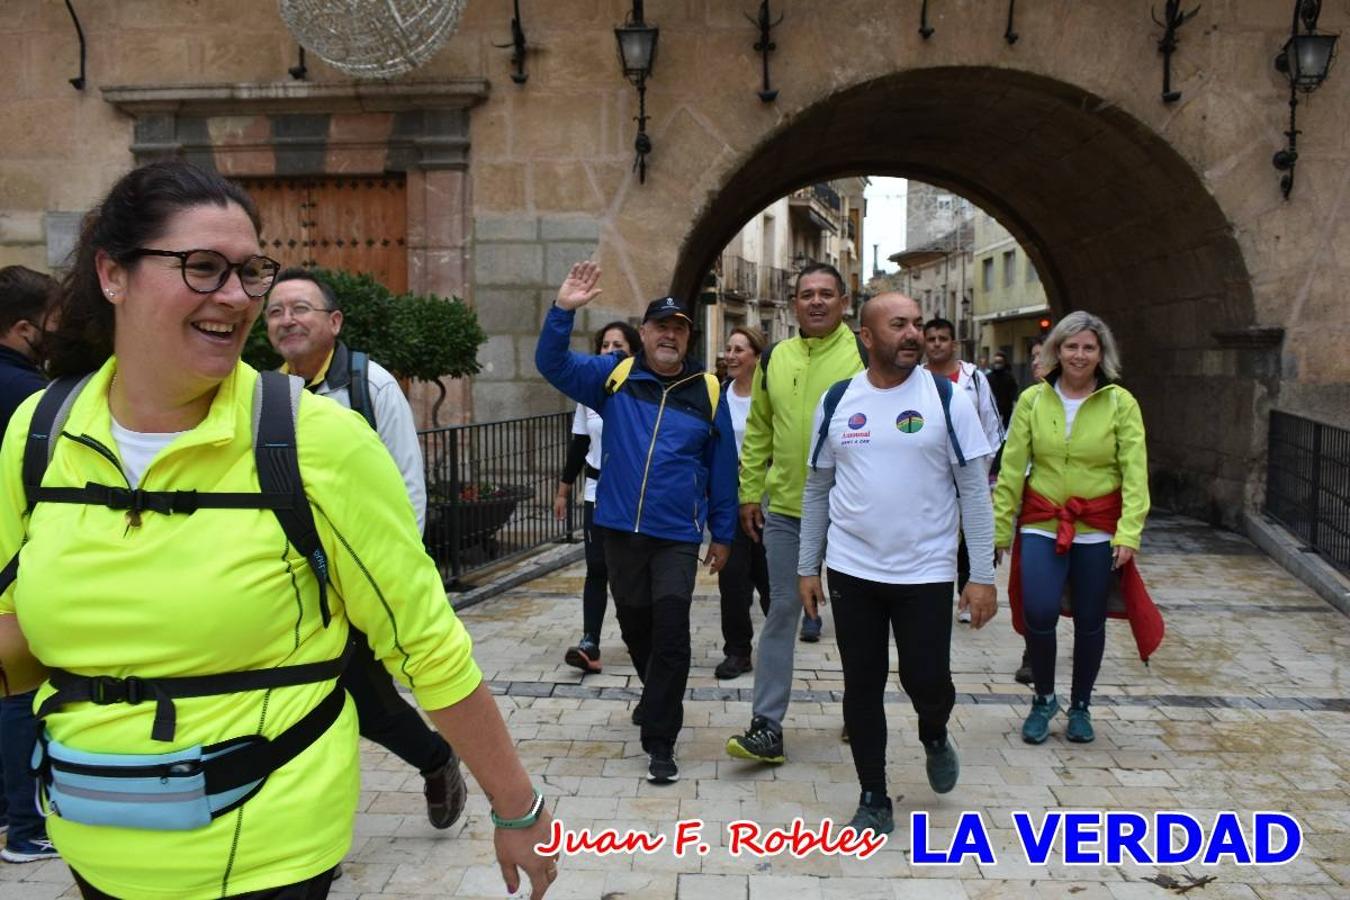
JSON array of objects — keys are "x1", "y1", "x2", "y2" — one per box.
[
  {"x1": 423, "y1": 751, "x2": 468, "y2": 829},
  {"x1": 647, "y1": 744, "x2": 679, "y2": 784},
  {"x1": 564, "y1": 636, "x2": 602, "y2": 674},
  {"x1": 1014, "y1": 648, "x2": 1033, "y2": 686},
  {"x1": 725, "y1": 715, "x2": 785, "y2": 763},
  {"x1": 631, "y1": 701, "x2": 645, "y2": 726},
  {"x1": 714, "y1": 655, "x2": 753, "y2": 679}
]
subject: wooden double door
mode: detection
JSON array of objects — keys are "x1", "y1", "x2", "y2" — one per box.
[{"x1": 239, "y1": 176, "x2": 408, "y2": 293}]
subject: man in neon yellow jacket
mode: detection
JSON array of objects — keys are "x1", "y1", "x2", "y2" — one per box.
[{"x1": 725, "y1": 263, "x2": 865, "y2": 764}]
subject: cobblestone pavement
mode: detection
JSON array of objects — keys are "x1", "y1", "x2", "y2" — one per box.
[{"x1": 4, "y1": 514, "x2": 1347, "y2": 899}]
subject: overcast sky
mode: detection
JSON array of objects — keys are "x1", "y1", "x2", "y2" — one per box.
[{"x1": 862, "y1": 177, "x2": 908, "y2": 275}]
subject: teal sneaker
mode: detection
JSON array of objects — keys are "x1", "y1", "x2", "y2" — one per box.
[
  {"x1": 923, "y1": 739, "x2": 960, "y2": 794},
  {"x1": 846, "y1": 791, "x2": 894, "y2": 836},
  {"x1": 1066, "y1": 701, "x2": 1095, "y2": 743},
  {"x1": 1022, "y1": 694, "x2": 1061, "y2": 744}
]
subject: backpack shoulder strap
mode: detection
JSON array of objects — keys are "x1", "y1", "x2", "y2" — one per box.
[
  {"x1": 854, "y1": 332, "x2": 869, "y2": 368},
  {"x1": 604, "y1": 356, "x2": 636, "y2": 395},
  {"x1": 347, "y1": 350, "x2": 377, "y2": 431},
  {"x1": 253, "y1": 371, "x2": 332, "y2": 627},
  {"x1": 809, "y1": 377, "x2": 854, "y2": 470},
  {"x1": 22, "y1": 375, "x2": 93, "y2": 510},
  {"x1": 932, "y1": 371, "x2": 967, "y2": 468},
  {"x1": 0, "y1": 375, "x2": 93, "y2": 598},
  {"x1": 758, "y1": 341, "x2": 779, "y2": 391},
  {"x1": 703, "y1": 373, "x2": 720, "y2": 421}
]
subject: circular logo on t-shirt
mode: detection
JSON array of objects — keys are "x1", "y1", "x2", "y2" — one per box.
[
  {"x1": 847, "y1": 412, "x2": 867, "y2": 429},
  {"x1": 896, "y1": 410, "x2": 925, "y2": 433}
]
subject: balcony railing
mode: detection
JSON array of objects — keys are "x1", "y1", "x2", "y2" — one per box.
[
  {"x1": 721, "y1": 253, "x2": 758, "y2": 298},
  {"x1": 1266, "y1": 411, "x2": 1350, "y2": 572},
  {"x1": 764, "y1": 266, "x2": 793, "y2": 304},
  {"x1": 420, "y1": 412, "x2": 578, "y2": 587}
]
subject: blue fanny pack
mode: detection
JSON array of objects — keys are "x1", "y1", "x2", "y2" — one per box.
[{"x1": 34, "y1": 686, "x2": 344, "y2": 832}]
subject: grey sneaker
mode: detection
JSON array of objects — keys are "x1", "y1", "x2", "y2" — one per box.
[
  {"x1": 923, "y1": 739, "x2": 960, "y2": 794},
  {"x1": 845, "y1": 791, "x2": 894, "y2": 836},
  {"x1": 1022, "y1": 694, "x2": 1061, "y2": 744},
  {"x1": 423, "y1": 751, "x2": 468, "y2": 829}
]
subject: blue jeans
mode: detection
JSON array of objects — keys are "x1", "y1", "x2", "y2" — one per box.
[
  {"x1": 1019, "y1": 535, "x2": 1114, "y2": 706},
  {"x1": 0, "y1": 691, "x2": 46, "y2": 844}
]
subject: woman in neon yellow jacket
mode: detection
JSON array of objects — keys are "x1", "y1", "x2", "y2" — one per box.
[
  {"x1": 0, "y1": 161, "x2": 558, "y2": 899},
  {"x1": 992, "y1": 311, "x2": 1150, "y2": 748}
]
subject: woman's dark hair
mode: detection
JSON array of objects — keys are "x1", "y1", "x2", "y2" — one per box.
[
  {"x1": 46, "y1": 160, "x2": 262, "y2": 377},
  {"x1": 592, "y1": 320, "x2": 640, "y2": 356}
]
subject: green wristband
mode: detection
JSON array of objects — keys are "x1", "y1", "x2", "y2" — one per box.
[{"x1": 490, "y1": 789, "x2": 545, "y2": 829}]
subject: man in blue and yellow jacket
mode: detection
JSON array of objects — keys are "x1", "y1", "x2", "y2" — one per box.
[{"x1": 536, "y1": 261, "x2": 738, "y2": 785}]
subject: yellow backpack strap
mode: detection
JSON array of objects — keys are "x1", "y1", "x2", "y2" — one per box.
[
  {"x1": 604, "y1": 356, "x2": 636, "y2": 395},
  {"x1": 703, "y1": 373, "x2": 720, "y2": 421}
]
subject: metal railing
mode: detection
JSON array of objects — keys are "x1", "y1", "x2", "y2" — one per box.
[
  {"x1": 420, "y1": 411, "x2": 578, "y2": 587},
  {"x1": 721, "y1": 253, "x2": 758, "y2": 298},
  {"x1": 764, "y1": 266, "x2": 793, "y2": 304},
  {"x1": 1266, "y1": 411, "x2": 1350, "y2": 572}
]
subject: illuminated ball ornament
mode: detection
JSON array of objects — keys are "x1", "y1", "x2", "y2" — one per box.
[{"x1": 278, "y1": 0, "x2": 468, "y2": 79}]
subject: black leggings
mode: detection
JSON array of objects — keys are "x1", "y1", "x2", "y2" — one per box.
[
  {"x1": 829, "y1": 570, "x2": 955, "y2": 796},
  {"x1": 341, "y1": 631, "x2": 452, "y2": 775},
  {"x1": 717, "y1": 519, "x2": 771, "y2": 657},
  {"x1": 581, "y1": 500, "x2": 609, "y2": 640}
]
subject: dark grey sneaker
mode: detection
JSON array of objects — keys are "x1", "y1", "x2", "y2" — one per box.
[
  {"x1": 647, "y1": 744, "x2": 679, "y2": 784},
  {"x1": 714, "y1": 655, "x2": 753, "y2": 679},
  {"x1": 1066, "y1": 701, "x2": 1095, "y2": 743},
  {"x1": 725, "y1": 716, "x2": 785, "y2": 763},
  {"x1": 846, "y1": 791, "x2": 894, "y2": 836},
  {"x1": 1022, "y1": 694, "x2": 1061, "y2": 744},
  {"x1": 923, "y1": 739, "x2": 960, "y2": 794},
  {"x1": 423, "y1": 751, "x2": 468, "y2": 829}
]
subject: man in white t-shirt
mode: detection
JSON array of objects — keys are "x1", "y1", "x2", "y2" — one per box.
[{"x1": 798, "y1": 292, "x2": 998, "y2": 837}]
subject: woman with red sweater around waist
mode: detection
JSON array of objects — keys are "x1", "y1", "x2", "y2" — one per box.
[{"x1": 993, "y1": 311, "x2": 1158, "y2": 746}]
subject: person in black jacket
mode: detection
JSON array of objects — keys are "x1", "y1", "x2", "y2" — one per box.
[
  {"x1": 0, "y1": 265, "x2": 61, "y2": 863},
  {"x1": 986, "y1": 351, "x2": 1020, "y2": 430}
]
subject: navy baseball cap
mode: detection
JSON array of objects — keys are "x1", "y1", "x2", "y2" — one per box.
[{"x1": 643, "y1": 296, "x2": 693, "y2": 324}]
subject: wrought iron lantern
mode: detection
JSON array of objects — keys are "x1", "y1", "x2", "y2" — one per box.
[{"x1": 615, "y1": 1, "x2": 659, "y2": 183}]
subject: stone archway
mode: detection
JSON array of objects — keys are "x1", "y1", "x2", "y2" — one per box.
[{"x1": 670, "y1": 67, "x2": 1264, "y2": 527}]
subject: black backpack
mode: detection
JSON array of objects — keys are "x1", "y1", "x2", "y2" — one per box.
[
  {"x1": 0, "y1": 370, "x2": 343, "y2": 743},
  {"x1": 347, "y1": 349, "x2": 377, "y2": 431}
]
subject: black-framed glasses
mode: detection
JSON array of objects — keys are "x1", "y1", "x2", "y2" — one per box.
[{"x1": 129, "y1": 248, "x2": 280, "y2": 298}]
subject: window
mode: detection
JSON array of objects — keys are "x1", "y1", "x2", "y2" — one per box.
[
  {"x1": 1003, "y1": 251, "x2": 1016, "y2": 288},
  {"x1": 982, "y1": 258, "x2": 994, "y2": 291}
]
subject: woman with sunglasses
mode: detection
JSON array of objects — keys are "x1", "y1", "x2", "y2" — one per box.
[{"x1": 0, "y1": 161, "x2": 556, "y2": 899}]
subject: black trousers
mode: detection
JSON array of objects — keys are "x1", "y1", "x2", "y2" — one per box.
[
  {"x1": 829, "y1": 570, "x2": 956, "y2": 796},
  {"x1": 342, "y1": 629, "x2": 452, "y2": 775},
  {"x1": 581, "y1": 500, "x2": 609, "y2": 640},
  {"x1": 601, "y1": 529, "x2": 699, "y2": 750},
  {"x1": 73, "y1": 867, "x2": 336, "y2": 899},
  {"x1": 717, "y1": 519, "x2": 771, "y2": 657}
]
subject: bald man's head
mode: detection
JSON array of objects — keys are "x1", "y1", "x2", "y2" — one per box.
[
  {"x1": 859, "y1": 291, "x2": 924, "y2": 378},
  {"x1": 861, "y1": 292, "x2": 921, "y2": 330}
]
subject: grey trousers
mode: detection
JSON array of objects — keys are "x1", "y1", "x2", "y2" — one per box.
[{"x1": 750, "y1": 512, "x2": 804, "y2": 731}]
